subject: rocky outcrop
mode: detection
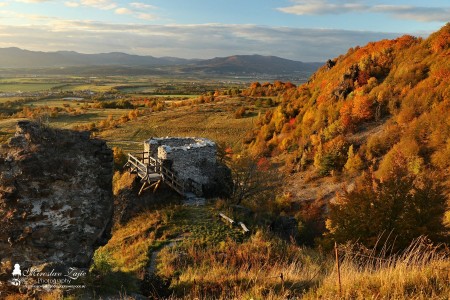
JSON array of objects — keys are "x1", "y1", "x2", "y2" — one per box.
[
  {"x1": 0, "y1": 121, "x2": 113, "y2": 277},
  {"x1": 332, "y1": 64, "x2": 359, "y2": 99}
]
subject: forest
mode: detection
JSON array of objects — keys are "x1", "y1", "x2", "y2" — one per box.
[{"x1": 239, "y1": 24, "x2": 450, "y2": 250}]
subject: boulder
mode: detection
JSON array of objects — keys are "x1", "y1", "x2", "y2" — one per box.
[{"x1": 0, "y1": 121, "x2": 113, "y2": 280}]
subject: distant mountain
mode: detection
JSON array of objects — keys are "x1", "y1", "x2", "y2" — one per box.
[
  {"x1": 184, "y1": 55, "x2": 322, "y2": 74},
  {"x1": 0, "y1": 48, "x2": 322, "y2": 76},
  {"x1": 0, "y1": 47, "x2": 193, "y2": 68}
]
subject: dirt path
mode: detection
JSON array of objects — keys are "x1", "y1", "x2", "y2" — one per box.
[{"x1": 147, "y1": 237, "x2": 184, "y2": 274}]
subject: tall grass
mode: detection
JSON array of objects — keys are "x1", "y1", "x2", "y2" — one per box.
[
  {"x1": 158, "y1": 230, "x2": 327, "y2": 299},
  {"x1": 305, "y1": 236, "x2": 450, "y2": 299},
  {"x1": 157, "y1": 234, "x2": 449, "y2": 299}
]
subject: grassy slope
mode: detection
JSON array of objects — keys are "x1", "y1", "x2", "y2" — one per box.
[{"x1": 100, "y1": 98, "x2": 259, "y2": 152}]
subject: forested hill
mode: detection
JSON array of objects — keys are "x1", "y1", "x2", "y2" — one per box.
[{"x1": 243, "y1": 24, "x2": 449, "y2": 245}]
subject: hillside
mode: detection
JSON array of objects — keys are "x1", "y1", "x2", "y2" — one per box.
[
  {"x1": 0, "y1": 49, "x2": 321, "y2": 78},
  {"x1": 244, "y1": 24, "x2": 450, "y2": 245},
  {"x1": 181, "y1": 54, "x2": 322, "y2": 75},
  {"x1": 0, "y1": 47, "x2": 192, "y2": 68}
]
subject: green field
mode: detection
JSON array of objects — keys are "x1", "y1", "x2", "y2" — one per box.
[
  {"x1": 0, "y1": 82, "x2": 62, "y2": 92},
  {"x1": 101, "y1": 100, "x2": 257, "y2": 152},
  {"x1": 0, "y1": 75, "x2": 257, "y2": 151}
]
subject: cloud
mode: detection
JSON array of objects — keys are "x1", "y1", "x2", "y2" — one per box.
[
  {"x1": 115, "y1": 7, "x2": 132, "y2": 15},
  {"x1": 15, "y1": 0, "x2": 52, "y2": 3},
  {"x1": 79, "y1": 0, "x2": 116, "y2": 10},
  {"x1": 130, "y1": 2, "x2": 156, "y2": 10},
  {"x1": 63, "y1": 0, "x2": 160, "y2": 20},
  {"x1": 65, "y1": 1, "x2": 80, "y2": 7},
  {"x1": 277, "y1": 0, "x2": 367, "y2": 15},
  {"x1": 0, "y1": 21, "x2": 407, "y2": 61},
  {"x1": 137, "y1": 13, "x2": 157, "y2": 20},
  {"x1": 0, "y1": 9, "x2": 55, "y2": 24},
  {"x1": 0, "y1": 3, "x2": 9, "y2": 7},
  {"x1": 372, "y1": 5, "x2": 450, "y2": 22},
  {"x1": 278, "y1": 0, "x2": 450, "y2": 22}
]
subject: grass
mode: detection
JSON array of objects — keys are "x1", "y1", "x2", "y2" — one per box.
[
  {"x1": 58, "y1": 84, "x2": 117, "y2": 92},
  {"x1": 304, "y1": 237, "x2": 450, "y2": 300},
  {"x1": 158, "y1": 230, "x2": 324, "y2": 299},
  {"x1": 152, "y1": 234, "x2": 450, "y2": 300},
  {"x1": 0, "y1": 83, "x2": 62, "y2": 92},
  {"x1": 100, "y1": 98, "x2": 259, "y2": 153},
  {"x1": 92, "y1": 189, "x2": 449, "y2": 300},
  {"x1": 88, "y1": 201, "x2": 247, "y2": 298},
  {"x1": 95, "y1": 210, "x2": 164, "y2": 275}
]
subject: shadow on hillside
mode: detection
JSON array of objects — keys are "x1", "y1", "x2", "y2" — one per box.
[{"x1": 114, "y1": 178, "x2": 182, "y2": 226}]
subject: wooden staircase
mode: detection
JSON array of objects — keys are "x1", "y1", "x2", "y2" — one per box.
[{"x1": 124, "y1": 152, "x2": 202, "y2": 197}]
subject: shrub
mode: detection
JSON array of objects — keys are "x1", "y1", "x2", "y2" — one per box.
[
  {"x1": 112, "y1": 147, "x2": 128, "y2": 170},
  {"x1": 234, "y1": 106, "x2": 247, "y2": 118},
  {"x1": 112, "y1": 171, "x2": 135, "y2": 196},
  {"x1": 326, "y1": 156, "x2": 447, "y2": 250}
]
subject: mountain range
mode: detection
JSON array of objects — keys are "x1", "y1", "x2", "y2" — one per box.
[{"x1": 0, "y1": 48, "x2": 322, "y2": 76}]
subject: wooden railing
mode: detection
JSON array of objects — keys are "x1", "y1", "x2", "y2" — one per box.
[
  {"x1": 125, "y1": 152, "x2": 203, "y2": 196},
  {"x1": 126, "y1": 153, "x2": 148, "y2": 179}
]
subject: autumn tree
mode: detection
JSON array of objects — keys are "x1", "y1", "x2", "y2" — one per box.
[
  {"x1": 314, "y1": 135, "x2": 349, "y2": 176},
  {"x1": 113, "y1": 147, "x2": 128, "y2": 170},
  {"x1": 228, "y1": 155, "x2": 282, "y2": 205},
  {"x1": 344, "y1": 144, "x2": 364, "y2": 175},
  {"x1": 326, "y1": 155, "x2": 447, "y2": 250}
]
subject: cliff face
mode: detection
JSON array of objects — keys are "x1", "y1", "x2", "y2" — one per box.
[{"x1": 0, "y1": 121, "x2": 113, "y2": 274}]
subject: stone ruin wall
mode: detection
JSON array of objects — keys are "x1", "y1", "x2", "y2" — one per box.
[{"x1": 144, "y1": 137, "x2": 217, "y2": 185}]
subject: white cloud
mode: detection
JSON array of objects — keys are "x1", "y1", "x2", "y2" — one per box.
[
  {"x1": 278, "y1": 0, "x2": 367, "y2": 15},
  {"x1": 371, "y1": 5, "x2": 450, "y2": 22},
  {"x1": 137, "y1": 13, "x2": 157, "y2": 20},
  {"x1": 130, "y1": 2, "x2": 156, "y2": 10},
  {"x1": 79, "y1": 0, "x2": 116, "y2": 10},
  {"x1": 0, "y1": 21, "x2": 407, "y2": 61},
  {"x1": 0, "y1": 3, "x2": 9, "y2": 7},
  {"x1": 278, "y1": 0, "x2": 450, "y2": 22},
  {"x1": 15, "y1": 0, "x2": 52, "y2": 3},
  {"x1": 65, "y1": 1, "x2": 80, "y2": 8},
  {"x1": 115, "y1": 7, "x2": 132, "y2": 15}
]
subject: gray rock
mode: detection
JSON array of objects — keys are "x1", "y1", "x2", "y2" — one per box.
[{"x1": 0, "y1": 122, "x2": 113, "y2": 277}]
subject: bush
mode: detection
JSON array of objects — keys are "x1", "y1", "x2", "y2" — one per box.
[
  {"x1": 326, "y1": 155, "x2": 447, "y2": 250},
  {"x1": 234, "y1": 106, "x2": 247, "y2": 118},
  {"x1": 112, "y1": 171, "x2": 135, "y2": 196},
  {"x1": 112, "y1": 147, "x2": 128, "y2": 170}
]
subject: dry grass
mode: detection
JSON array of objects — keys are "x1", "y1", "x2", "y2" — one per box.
[
  {"x1": 95, "y1": 210, "x2": 165, "y2": 275},
  {"x1": 100, "y1": 98, "x2": 259, "y2": 153},
  {"x1": 112, "y1": 171, "x2": 135, "y2": 196},
  {"x1": 158, "y1": 230, "x2": 326, "y2": 299},
  {"x1": 305, "y1": 237, "x2": 450, "y2": 300},
  {"x1": 154, "y1": 234, "x2": 450, "y2": 300}
]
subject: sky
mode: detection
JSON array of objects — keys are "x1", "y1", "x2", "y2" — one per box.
[{"x1": 0, "y1": 0, "x2": 448, "y2": 61}]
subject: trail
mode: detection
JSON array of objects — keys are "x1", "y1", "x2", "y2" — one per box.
[{"x1": 146, "y1": 195, "x2": 206, "y2": 275}]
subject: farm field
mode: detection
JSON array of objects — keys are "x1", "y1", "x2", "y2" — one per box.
[{"x1": 0, "y1": 75, "x2": 262, "y2": 149}]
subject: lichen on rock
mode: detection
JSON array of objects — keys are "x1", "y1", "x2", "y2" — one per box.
[{"x1": 0, "y1": 121, "x2": 114, "y2": 282}]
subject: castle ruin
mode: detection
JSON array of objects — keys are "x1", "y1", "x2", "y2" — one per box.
[{"x1": 144, "y1": 137, "x2": 217, "y2": 189}]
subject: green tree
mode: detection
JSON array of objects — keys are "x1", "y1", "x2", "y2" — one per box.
[{"x1": 344, "y1": 144, "x2": 364, "y2": 175}]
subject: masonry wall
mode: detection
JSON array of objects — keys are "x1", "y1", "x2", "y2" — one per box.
[{"x1": 143, "y1": 137, "x2": 217, "y2": 186}]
